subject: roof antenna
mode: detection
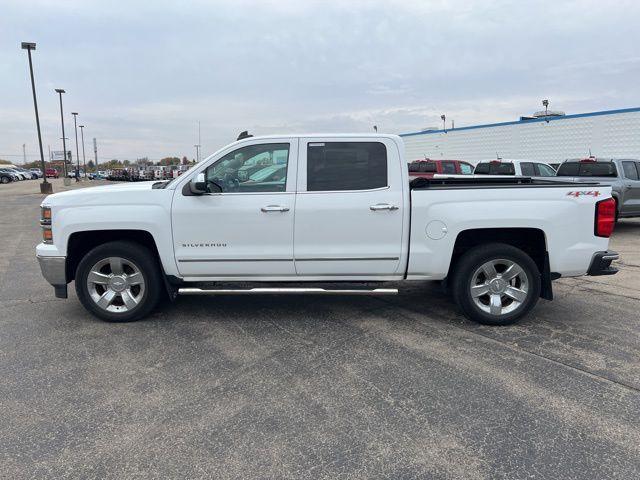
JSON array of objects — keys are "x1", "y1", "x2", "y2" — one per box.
[{"x1": 237, "y1": 130, "x2": 253, "y2": 141}]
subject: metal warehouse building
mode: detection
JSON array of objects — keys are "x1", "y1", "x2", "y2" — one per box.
[{"x1": 400, "y1": 107, "x2": 640, "y2": 164}]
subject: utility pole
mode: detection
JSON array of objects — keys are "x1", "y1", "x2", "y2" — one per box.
[
  {"x1": 198, "y1": 120, "x2": 201, "y2": 162},
  {"x1": 23, "y1": 144, "x2": 26, "y2": 164},
  {"x1": 93, "y1": 138, "x2": 98, "y2": 172},
  {"x1": 79, "y1": 125, "x2": 87, "y2": 176},
  {"x1": 55, "y1": 89, "x2": 70, "y2": 184},
  {"x1": 72, "y1": 112, "x2": 80, "y2": 180}
]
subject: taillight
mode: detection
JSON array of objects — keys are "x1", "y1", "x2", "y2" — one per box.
[{"x1": 595, "y1": 198, "x2": 616, "y2": 237}]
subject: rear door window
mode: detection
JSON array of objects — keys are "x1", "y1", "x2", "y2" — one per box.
[
  {"x1": 307, "y1": 142, "x2": 387, "y2": 191},
  {"x1": 441, "y1": 161, "x2": 457, "y2": 174},
  {"x1": 622, "y1": 161, "x2": 639, "y2": 180},
  {"x1": 520, "y1": 162, "x2": 535, "y2": 176}
]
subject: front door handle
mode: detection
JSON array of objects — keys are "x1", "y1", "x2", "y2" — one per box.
[
  {"x1": 370, "y1": 203, "x2": 399, "y2": 211},
  {"x1": 261, "y1": 205, "x2": 290, "y2": 213}
]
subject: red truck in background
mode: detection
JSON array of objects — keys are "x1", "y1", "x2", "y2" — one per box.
[
  {"x1": 408, "y1": 159, "x2": 475, "y2": 178},
  {"x1": 45, "y1": 168, "x2": 59, "y2": 178}
]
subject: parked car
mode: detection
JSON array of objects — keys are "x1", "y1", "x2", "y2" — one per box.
[
  {"x1": 4, "y1": 167, "x2": 28, "y2": 180},
  {"x1": 474, "y1": 159, "x2": 557, "y2": 178},
  {"x1": 45, "y1": 168, "x2": 59, "y2": 178},
  {"x1": 408, "y1": 159, "x2": 475, "y2": 178},
  {"x1": 37, "y1": 134, "x2": 617, "y2": 326},
  {"x1": 29, "y1": 168, "x2": 43, "y2": 178},
  {"x1": 555, "y1": 157, "x2": 640, "y2": 219},
  {"x1": 0, "y1": 168, "x2": 19, "y2": 183}
]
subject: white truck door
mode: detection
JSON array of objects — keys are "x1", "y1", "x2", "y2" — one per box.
[
  {"x1": 294, "y1": 137, "x2": 405, "y2": 277},
  {"x1": 171, "y1": 139, "x2": 298, "y2": 278}
]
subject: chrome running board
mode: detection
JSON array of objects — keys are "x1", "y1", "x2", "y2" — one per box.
[{"x1": 178, "y1": 287, "x2": 398, "y2": 296}]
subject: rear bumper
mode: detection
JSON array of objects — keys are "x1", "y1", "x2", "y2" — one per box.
[
  {"x1": 36, "y1": 255, "x2": 68, "y2": 298},
  {"x1": 587, "y1": 251, "x2": 619, "y2": 276}
]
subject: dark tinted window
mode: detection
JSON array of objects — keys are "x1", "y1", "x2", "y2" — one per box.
[
  {"x1": 557, "y1": 162, "x2": 617, "y2": 177},
  {"x1": 474, "y1": 162, "x2": 516, "y2": 175},
  {"x1": 307, "y1": 142, "x2": 387, "y2": 191},
  {"x1": 408, "y1": 161, "x2": 436, "y2": 173},
  {"x1": 520, "y1": 162, "x2": 535, "y2": 176},
  {"x1": 556, "y1": 162, "x2": 579, "y2": 175},
  {"x1": 622, "y1": 161, "x2": 639, "y2": 180},
  {"x1": 441, "y1": 161, "x2": 457, "y2": 174}
]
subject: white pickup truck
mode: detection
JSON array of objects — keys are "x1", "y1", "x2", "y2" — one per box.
[{"x1": 36, "y1": 134, "x2": 619, "y2": 325}]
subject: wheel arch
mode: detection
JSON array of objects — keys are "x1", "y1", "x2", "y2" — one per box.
[
  {"x1": 448, "y1": 228, "x2": 552, "y2": 300},
  {"x1": 66, "y1": 230, "x2": 162, "y2": 283}
]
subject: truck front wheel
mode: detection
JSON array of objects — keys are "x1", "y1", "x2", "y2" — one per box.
[
  {"x1": 75, "y1": 241, "x2": 163, "y2": 322},
  {"x1": 452, "y1": 243, "x2": 541, "y2": 325}
]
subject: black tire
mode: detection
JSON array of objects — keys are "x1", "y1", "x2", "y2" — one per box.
[
  {"x1": 452, "y1": 243, "x2": 541, "y2": 326},
  {"x1": 0, "y1": 175, "x2": 9, "y2": 184},
  {"x1": 75, "y1": 241, "x2": 163, "y2": 322}
]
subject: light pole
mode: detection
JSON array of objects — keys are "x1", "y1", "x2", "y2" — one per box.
[
  {"x1": 198, "y1": 120, "x2": 201, "y2": 162},
  {"x1": 21, "y1": 42, "x2": 51, "y2": 193},
  {"x1": 441, "y1": 114, "x2": 446, "y2": 133},
  {"x1": 72, "y1": 112, "x2": 80, "y2": 180},
  {"x1": 194, "y1": 144, "x2": 200, "y2": 162},
  {"x1": 23, "y1": 144, "x2": 27, "y2": 164},
  {"x1": 55, "y1": 89, "x2": 70, "y2": 185},
  {"x1": 542, "y1": 99, "x2": 550, "y2": 123},
  {"x1": 79, "y1": 125, "x2": 87, "y2": 177},
  {"x1": 93, "y1": 138, "x2": 98, "y2": 173}
]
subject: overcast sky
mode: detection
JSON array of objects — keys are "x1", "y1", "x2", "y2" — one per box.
[{"x1": 2, "y1": 0, "x2": 639, "y2": 163}]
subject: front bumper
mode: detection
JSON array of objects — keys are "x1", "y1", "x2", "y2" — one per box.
[
  {"x1": 36, "y1": 255, "x2": 68, "y2": 298},
  {"x1": 587, "y1": 251, "x2": 619, "y2": 276}
]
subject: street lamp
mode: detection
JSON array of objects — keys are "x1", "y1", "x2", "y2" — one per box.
[
  {"x1": 21, "y1": 42, "x2": 51, "y2": 193},
  {"x1": 79, "y1": 125, "x2": 87, "y2": 177},
  {"x1": 55, "y1": 89, "x2": 71, "y2": 185},
  {"x1": 441, "y1": 114, "x2": 447, "y2": 133},
  {"x1": 71, "y1": 112, "x2": 80, "y2": 180},
  {"x1": 194, "y1": 144, "x2": 200, "y2": 162}
]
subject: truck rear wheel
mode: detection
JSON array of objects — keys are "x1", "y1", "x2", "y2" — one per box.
[
  {"x1": 452, "y1": 243, "x2": 540, "y2": 325},
  {"x1": 75, "y1": 241, "x2": 162, "y2": 322}
]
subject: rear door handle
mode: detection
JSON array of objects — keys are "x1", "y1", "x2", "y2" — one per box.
[
  {"x1": 370, "y1": 203, "x2": 399, "y2": 211},
  {"x1": 261, "y1": 205, "x2": 290, "y2": 213}
]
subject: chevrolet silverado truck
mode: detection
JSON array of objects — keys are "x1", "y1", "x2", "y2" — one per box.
[{"x1": 36, "y1": 134, "x2": 619, "y2": 325}]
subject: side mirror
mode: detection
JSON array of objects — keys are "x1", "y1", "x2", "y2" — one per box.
[
  {"x1": 183, "y1": 172, "x2": 223, "y2": 196},
  {"x1": 190, "y1": 173, "x2": 207, "y2": 194}
]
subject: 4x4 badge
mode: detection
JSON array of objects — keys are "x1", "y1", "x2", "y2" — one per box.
[{"x1": 567, "y1": 191, "x2": 601, "y2": 197}]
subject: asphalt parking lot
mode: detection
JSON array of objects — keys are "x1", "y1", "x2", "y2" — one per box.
[{"x1": 1, "y1": 178, "x2": 639, "y2": 479}]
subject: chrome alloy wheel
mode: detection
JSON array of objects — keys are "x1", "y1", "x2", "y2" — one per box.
[
  {"x1": 470, "y1": 259, "x2": 529, "y2": 316},
  {"x1": 86, "y1": 257, "x2": 145, "y2": 313}
]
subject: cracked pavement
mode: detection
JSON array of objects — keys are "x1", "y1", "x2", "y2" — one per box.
[{"x1": 1, "y1": 179, "x2": 639, "y2": 479}]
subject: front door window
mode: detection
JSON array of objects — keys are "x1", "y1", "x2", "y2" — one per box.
[{"x1": 205, "y1": 143, "x2": 290, "y2": 193}]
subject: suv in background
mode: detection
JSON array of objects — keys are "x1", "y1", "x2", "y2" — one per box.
[
  {"x1": 556, "y1": 157, "x2": 640, "y2": 219},
  {"x1": 45, "y1": 168, "x2": 59, "y2": 178},
  {"x1": 408, "y1": 159, "x2": 474, "y2": 178},
  {"x1": 474, "y1": 159, "x2": 557, "y2": 178}
]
